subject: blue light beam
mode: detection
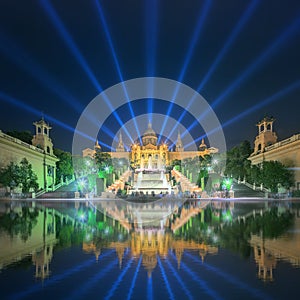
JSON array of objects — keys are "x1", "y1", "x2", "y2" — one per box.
[
  {"x1": 147, "y1": 274, "x2": 153, "y2": 300},
  {"x1": 94, "y1": 0, "x2": 141, "y2": 143},
  {"x1": 0, "y1": 91, "x2": 114, "y2": 150},
  {"x1": 183, "y1": 13, "x2": 300, "y2": 137},
  {"x1": 40, "y1": 0, "x2": 134, "y2": 143},
  {"x1": 159, "y1": 0, "x2": 212, "y2": 144},
  {"x1": 0, "y1": 32, "x2": 83, "y2": 113},
  {"x1": 40, "y1": 0, "x2": 101, "y2": 92},
  {"x1": 165, "y1": 258, "x2": 193, "y2": 300},
  {"x1": 11, "y1": 250, "x2": 115, "y2": 300},
  {"x1": 166, "y1": 0, "x2": 259, "y2": 143},
  {"x1": 169, "y1": 251, "x2": 222, "y2": 299},
  {"x1": 145, "y1": 0, "x2": 159, "y2": 124},
  {"x1": 157, "y1": 256, "x2": 175, "y2": 300},
  {"x1": 185, "y1": 252, "x2": 271, "y2": 300},
  {"x1": 126, "y1": 256, "x2": 142, "y2": 300},
  {"x1": 198, "y1": 0, "x2": 260, "y2": 91},
  {"x1": 211, "y1": 14, "x2": 300, "y2": 109},
  {"x1": 184, "y1": 79, "x2": 300, "y2": 148},
  {"x1": 66, "y1": 259, "x2": 120, "y2": 300},
  {"x1": 104, "y1": 258, "x2": 134, "y2": 300}
]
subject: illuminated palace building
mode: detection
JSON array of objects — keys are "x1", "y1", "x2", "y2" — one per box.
[
  {"x1": 82, "y1": 123, "x2": 218, "y2": 194},
  {"x1": 83, "y1": 123, "x2": 218, "y2": 167}
]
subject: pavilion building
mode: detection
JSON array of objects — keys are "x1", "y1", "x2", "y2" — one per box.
[
  {"x1": 248, "y1": 117, "x2": 300, "y2": 190},
  {"x1": 0, "y1": 119, "x2": 59, "y2": 193}
]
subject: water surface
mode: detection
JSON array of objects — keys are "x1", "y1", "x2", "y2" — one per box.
[{"x1": 0, "y1": 199, "x2": 299, "y2": 299}]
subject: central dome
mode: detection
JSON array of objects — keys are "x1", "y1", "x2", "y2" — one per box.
[
  {"x1": 143, "y1": 122, "x2": 156, "y2": 137},
  {"x1": 142, "y1": 123, "x2": 157, "y2": 146}
]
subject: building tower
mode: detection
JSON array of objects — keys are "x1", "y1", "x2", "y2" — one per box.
[
  {"x1": 116, "y1": 132, "x2": 125, "y2": 152},
  {"x1": 32, "y1": 119, "x2": 54, "y2": 155},
  {"x1": 253, "y1": 117, "x2": 277, "y2": 155},
  {"x1": 175, "y1": 131, "x2": 184, "y2": 152}
]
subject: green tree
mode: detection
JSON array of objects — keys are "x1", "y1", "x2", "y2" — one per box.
[
  {"x1": 247, "y1": 164, "x2": 262, "y2": 184},
  {"x1": 19, "y1": 158, "x2": 39, "y2": 193},
  {"x1": 54, "y1": 148, "x2": 74, "y2": 183},
  {"x1": 260, "y1": 161, "x2": 294, "y2": 192},
  {"x1": 94, "y1": 152, "x2": 112, "y2": 170},
  {"x1": 225, "y1": 140, "x2": 252, "y2": 179},
  {"x1": 6, "y1": 130, "x2": 33, "y2": 144},
  {"x1": 0, "y1": 162, "x2": 20, "y2": 191},
  {"x1": 170, "y1": 159, "x2": 181, "y2": 171},
  {"x1": 0, "y1": 207, "x2": 39, "y2": 242}
]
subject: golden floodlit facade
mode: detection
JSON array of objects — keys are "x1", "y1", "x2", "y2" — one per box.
[{"x1": 82, "y1": 123, "x2": 218, "y2": 167}]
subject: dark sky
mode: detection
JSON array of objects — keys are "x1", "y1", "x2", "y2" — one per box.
[{"x1": 0, "y1": 0, "x2": 300, "y2": 152}]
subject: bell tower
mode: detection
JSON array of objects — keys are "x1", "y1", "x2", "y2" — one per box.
[
  {"x1": 32, "y1": 119, "x2": 54, "y2": 155},
  {"x1": 253, "y1": 117, "x2": 277, "y2": 155}
]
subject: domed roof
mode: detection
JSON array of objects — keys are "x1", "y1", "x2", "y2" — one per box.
[{"x1": 143, "y1": 123, "x2": 157, "y2": 137}]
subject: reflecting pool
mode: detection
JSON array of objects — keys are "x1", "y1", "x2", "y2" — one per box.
[{"x1": 0, "y1": 199, "x2": 299, "y2": 299}]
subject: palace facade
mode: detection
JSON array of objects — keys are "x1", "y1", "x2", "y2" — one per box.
[
  {"x1": 0, "y1": 119, "x2": 59, "y2": 193},
  {"x1": 248, "y1": 117, "x2": 300, "y2": 190},
  {"x1": 82, "y1": 123, "x2": 218, "y2": 168}
]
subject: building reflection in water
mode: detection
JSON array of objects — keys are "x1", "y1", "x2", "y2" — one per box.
[
  {"x1": 250, "y1": 208, "x2": 300, "y2": 281},
  {"x1": 0, "y1": 202, "x2": 56, "y2": 280},
  {"x1": 83, "y1": 229, "x2": 218, "y2": 278},
  {"x1": 0, "y1": 200, "x2": 299, "y2": 282}
]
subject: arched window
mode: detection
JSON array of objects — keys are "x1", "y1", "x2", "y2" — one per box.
[
  {"x1": 47, "y1": 146, "x2": 50, "y2": 153},
  {"x1": 267, "y1": 124, "x2": 271, "y2": 131},
  {"x1": 38, "y1": 127, "x2": 41, "y2": 133},
  {"x1": 257, "y1": 144, "x2": 262, "y2": 153},
  {"x1": 260, "y1": 125, "x2": 264, "y2": 132},
  {"x1": 44, "y1": 128, "x2": 48, "y2": 135}
]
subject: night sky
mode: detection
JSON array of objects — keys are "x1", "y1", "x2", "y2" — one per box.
[{"x1": 0, "y1": 0, "x2": 300, "y2": 153}]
